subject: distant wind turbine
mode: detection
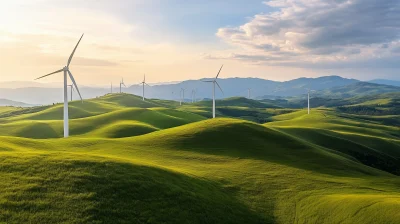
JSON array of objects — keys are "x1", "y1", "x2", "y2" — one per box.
[
  {"x1": 67, "y1": 84, "x2": 74, "y2": 101},
  {"x1": 120, "y1": 78, "x2": 126, "y2": 93},
  {"x1": 139, "y1": 74, "x2": 150, "y2": 101},
  {"x1": 306, "y1": 88, "x2": 316, "y2": 114},
  {"x1": 34, "y1": 33, "x2": 84, "y2": 138},
  {"x1": 191, "y1": 89, "x2": 197, "y2": 103},
  {"x1": 180, "y1": 88, "x2": 185, "y2": 105},
  {"x1": 247, "y1": 88, "x2": 252, "y2": 99},
  {"x1": 203, "y1": 65, "x2": 224, "y2": 118}
]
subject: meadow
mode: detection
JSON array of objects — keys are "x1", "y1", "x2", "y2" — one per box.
[{"x1": 0, "y1": 93, "x2": 399, "y2": 223}]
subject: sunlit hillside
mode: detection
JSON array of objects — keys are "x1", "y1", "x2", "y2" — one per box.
[{"x1": 0, "y1": 93, "x2": 399, "y2": 223}]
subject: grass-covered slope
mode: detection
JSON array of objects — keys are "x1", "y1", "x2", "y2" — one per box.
[
  {"x1": 319, "y1": 82, "x2": 400, "y2": 98},
  {"x1": 194, "y1": 97, "x2": 279, "y2": 108},
  {"x1": 266, "y1": 109, "x2": 400, "y2": 175},
  {"x1": 0, "y1": 94, "x2": 206, "y2": 138},
  {"x1": 1, "y1": 93, "x2": 400, "y2": 223},
  {"x1": 0, "y1": 108, "x2": 205, "y2": 138},
  {"x1": 0, "y1": 118, "x2": 399, "y2": 223}
]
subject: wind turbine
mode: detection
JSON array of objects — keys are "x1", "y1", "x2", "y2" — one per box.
[
  {"x1": 120, "y1": 78, "x2": 126, "y2": 93},
  {"x1": 139, "y1": 74, "x2": 150, "y2": 101},
  {"x1": 180, "y1": 88, "x2": 185, "y2": 105},
  {"x1": 67, "y1": 84, "x2": 74, "y2": 101},
  {"x1": 247, "y1": 88, "x2": 252, "y2": 99},
  {"x1": 203, "y1": 65, "x2": 224, "y2": 118},
  {"x1": 34, "y1": 34, "x2": 84, "y2": 138},
  {"x1": 306, "y1": 88, "x2": 316, "y2": 114},
  {"x1": 191, "y1": 89, "x2": 197, "y2": 103}
]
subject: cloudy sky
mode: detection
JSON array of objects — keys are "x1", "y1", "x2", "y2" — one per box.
[{"x1": 0, "y1": 0, "x2": 399, "y2": 85}]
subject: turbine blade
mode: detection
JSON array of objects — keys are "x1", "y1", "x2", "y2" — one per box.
[
  {"x1": 215, "y1": 64, "x2": 223, "y2": 79},
  {"x1": 34, "y1": 68, "x2": 63, "y2": 80},
  {"x1": 145, "y1": 82, "x2": 150, "y2": 87},
  {"x1": 215, "y1": 81, "x2": 224, "y2": 95},
  {"x1": 67, "y1": 34, "x2": 84, "y2": 67},
  {"x1": 67, "y1": 70, "x2": 83, "y2": 101},
  {"x1": 143, "y1": 74, "x2": 145, "y2": 82}
]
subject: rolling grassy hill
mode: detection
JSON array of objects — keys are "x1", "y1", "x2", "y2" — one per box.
[
  {"x1": 0, "y1": 94, "x2": 206, "y2": 138},
  {"x1": 0, "y1": 93, "x2": 399, "y2": 223},
  {"x1": 0, "y1": 118, "x2": 399, "y2": 223},
  {"x1": 266, "y1": 109, "x2": 400, "y2": 175},
  {"x1": 318, "y1": 82, "x2": 400, "y2": 98}
]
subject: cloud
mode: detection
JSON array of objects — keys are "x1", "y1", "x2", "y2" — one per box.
[{"x1": 214, "y1": 0, "x2": 400, "y2": 68}]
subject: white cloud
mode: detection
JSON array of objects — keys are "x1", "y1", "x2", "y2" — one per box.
[{"x1": 215, "y1": 0, "x2": 400, "y2": 68}]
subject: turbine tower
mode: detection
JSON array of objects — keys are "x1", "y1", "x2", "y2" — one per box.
[
  {"x1": 180, "y1": 88, "x2": 185, "y2": 105},
  {"x1": 306, "y1": 88, "x2": 315, "y2": 114},
  {"x1": 139, "y1": 74, "x2": 150, "y2": 101},
  {"x1": 203, "y1": 65, "x2": 224, "y2": 118},
  {"x1": 35, "y1": 34, "x2": 84, "y2": 138},
  {"x1": 120, "y1": 78, "x2": 126, "y2": 93},
  {"x1": 191, "y1": 89, "x2": 197, "y2": 103},
  {"x1": 67, "y1": 84, "x2": 74, "y2": 101}
]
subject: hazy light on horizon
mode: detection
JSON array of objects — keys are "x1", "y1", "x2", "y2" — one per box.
[{"x1": 0, "y1": 0, "x2": 399, "y2": 85}]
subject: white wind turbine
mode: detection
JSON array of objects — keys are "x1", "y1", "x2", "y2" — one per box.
[
  {"x1": 139, "y1": 74, "x2": 150, "y2": 101},
  {"x1": 203, "y1": 65, "x2": 224, "y2": 118},
  {"x1": 191, "y1": 89, "x2": 197, "y2": 103},
  {"x1": 34, "y1": 34, "x2": 84, "y2": 138},
  {"x1": 67, "y1": 84, "x2": 74, "y2": 101},
  {"x1": 180, "y1": 88, "x2": 185, "y2": 105},
  {"x1": 247, "y1": 88, "x2": 252, "y2": 99},
  {"x1": 306, "y1": 88, "x2": 316, "y2": 114},
  {"x1": 120, "y1": 78, "x2": 126, "y2": 93}
]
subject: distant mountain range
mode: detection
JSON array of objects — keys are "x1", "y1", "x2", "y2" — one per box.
[
  {"x1": 368, "y1": 79, "x2": 400, "y2": 87},
  {"x1": 317, "y1": 82, "x2": 400, "y2": 98},
  {"x1": 0, "y1": 99, "x2": 37, "y2": 107},
  {"x1": 0, "y1": 76, "x2": 399, "y2": 105}
]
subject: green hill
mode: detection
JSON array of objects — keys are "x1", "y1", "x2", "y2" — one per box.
[
  {"x1": 0, "y1": 94, "x2": 400, "y2": 223},
  {"x1": 0, "y1": 118, "x2": 400, "y2": 223},
  {"x1": 319, "y1": 82, "x2": 400, "y2": 98},
  {"x1": 92, "y1": 93, "x2": 166, "y2": 108},
  {"x1": 180, "y1": 97, "x2": 290, "y2": 123},
  {"x1": 0, "y1": 94, "x2": 206, "y2": 138},
  {"x1": 266, "y1": 109, "x2": 400, "y2": 175},
  {"x1": 0, "y1": 108, "x2": 205, "y2": 138},
  {"x1": 194, "y1": 97, "x2": 279, "y2": 108}
]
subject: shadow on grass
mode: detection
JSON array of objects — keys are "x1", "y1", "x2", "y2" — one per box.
[
  {"x1": 134, "y1": 121, "x2": 387, "y2": 177},
  {"x1": 0, "y1": 154, "x2": 269, "y2": 224}
]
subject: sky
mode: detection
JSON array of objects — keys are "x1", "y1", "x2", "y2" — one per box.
[{"x1": 0, "y1": 0, "x2": 399, "y2": 86}]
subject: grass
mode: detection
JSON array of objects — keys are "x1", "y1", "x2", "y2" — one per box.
[
  {"x1": 0, "y1": 95, "x2": 206, "y2": 139},
  {"x1": 0, "y1": 94, "x2": 399, "y2": 223}
]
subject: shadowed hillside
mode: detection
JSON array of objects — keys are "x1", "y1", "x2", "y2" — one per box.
[
  {"x1": 0, "y1": 94, "x2": 399, "y2": 223},
  {"x1": 0, "y1": 117, "x2": 399, "y2": 223}
]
